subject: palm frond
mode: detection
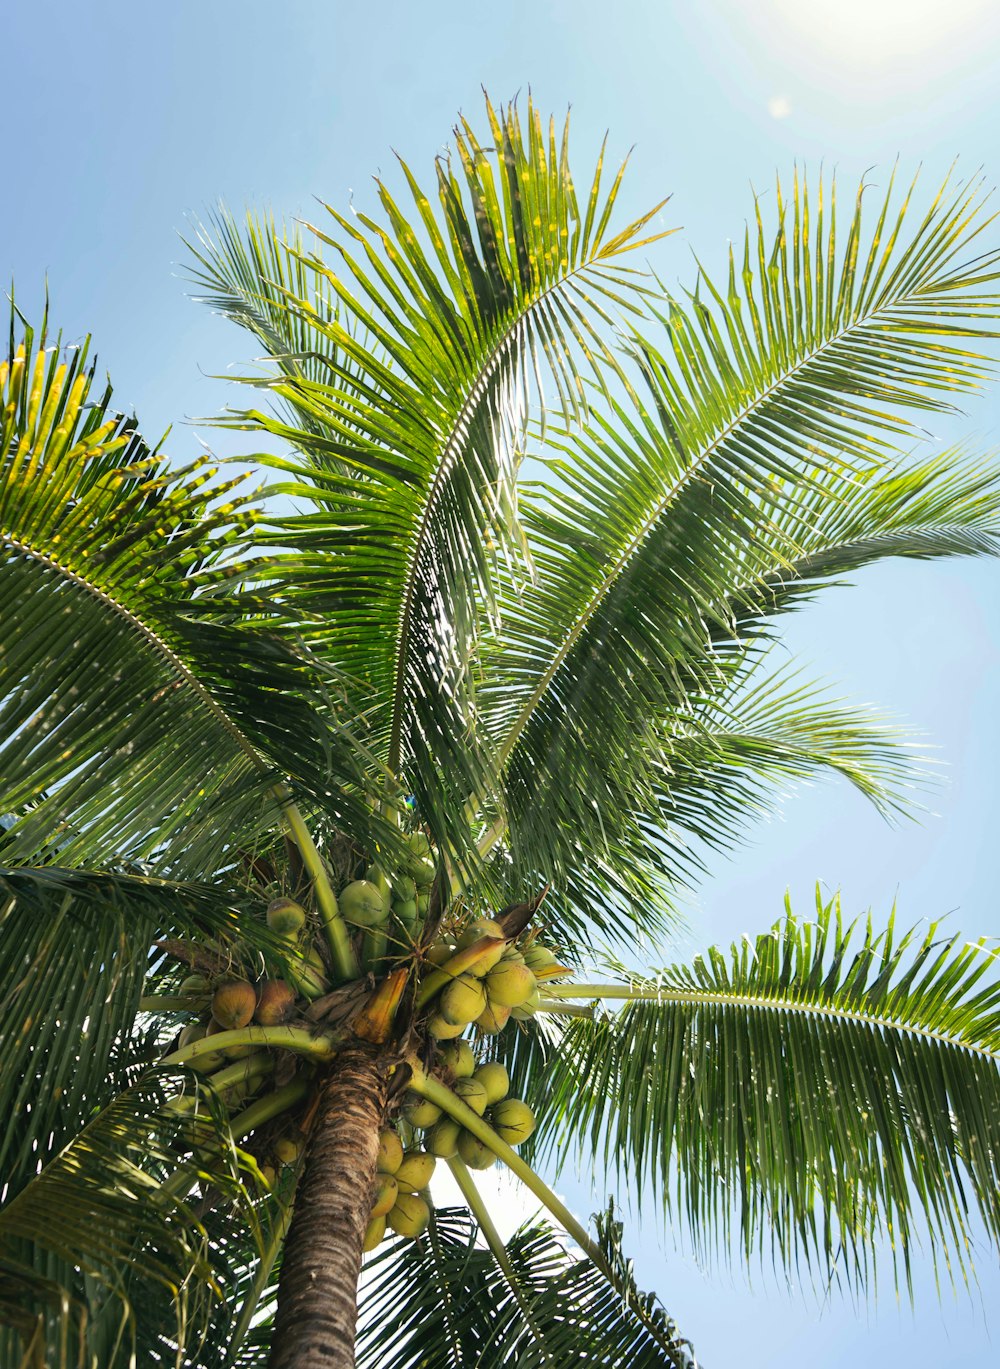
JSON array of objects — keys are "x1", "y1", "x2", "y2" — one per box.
[
  {"x1": 478, "y1": 170, "x2": 1000, "y2": 935},
  {"x1": 188, "y1": 94, "x2": 668, "y2": 858},
  {"x1": 0, "y1": 306, "x2": 372, "y2": 876},
  {"x1": 532, "y1": 891, "x2": 1000, "y2": 1291},
  {"x1": 356, "y1": 1202, "x2": 695, "y2": 1368}
]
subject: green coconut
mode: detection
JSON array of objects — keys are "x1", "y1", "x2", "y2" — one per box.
[
  {"x1": 392, "y1": 898, "x2": 419, "y2": 926},
  {"x1": 427, "y1": 1013, "x2": 465, "y2": 1040},
  {"x1": 417, "y1": 893, "x2": 430, "y2": 916},
  {"x1": 405, "y1": 855, "x2": 436, "y2": 886},
  {"x1": 274, "y1": 1135, "x2": 305, "y2": 1165},
  {"x1": 266, "y1": 897, "x2": 307, "y2": 937},
  {"x1": 437, "y1": 1039, "x2": 476, "y2": 1078},
  {"x1": 179, "y1": 974, "x2": 211, "y2": 998},
  {"x1": 425, "y1": 1117, "x2": 462, "y2": 1159},
  {"x1": 394, "y1": 875, "x2": 417, "y2": 902},
  {"x1": 453, "y1": 1077, "x2": 489, "y2": 1116},
  {"x1": 490, "y1": 1099, "x2": 536, "y2": 1146},
  {"x1": 407, "y1": 831, "x2": 431, "y2": 858},
  {"x1": 339, "y1": 880, "x2": 386, "y2": 928},
  {"x1": 457, "y1": 1130, "x2": 496, "y2": 1170},
  {"x1": 363, "y1": 1214, "x2": 387, "y2": 1251},
  {"x1": 511, "y1": 982, "x2": 542, "y2": 1020},
  {"x1": 485, "y1": 959, "x2": 536, "y2": 1009},
  {"x1": 388, "y1": 1192, "x2": 430, "y2": 1238},
  {"x1": 476, "y1": 1001, "x2": 512, "y2": 1035},
  {"x1": 254, "y1": 979, "x2": 296, "y2": 1026},
  {"x1": 473, "y1": 1062, "x2": 509, "y2": 1105},
  {"x1": 440, "y1": 973, "x2": 488, "y2": 1026},
  {"x1": 403, "y1": 1095, "x2": 443, "y2": 1130},
  {"x1": 426, "y1": 940, "x2": 456, "y2": 967},
  {"x1": 377, "y1": 1130, "x2": 404, "y2": 1175},
  {"x1": 211, "y1": 979, "x2": 257, "y2": 1030},
  {"x1": 395, "y1": 1151, "x2": 436, "y2": 1194},
  {"x1": 370, "y1": 1172, "x2": 399, "y2": 1219}
]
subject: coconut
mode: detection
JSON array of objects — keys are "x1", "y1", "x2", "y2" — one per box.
[
  {"x1": 425, "y1": 1117, "x2": 462, "y2": 1159},
  {"x1": 407, "y1": 831, "x2": 431, "y2": 858},
  {"x1": 476, "y1": 1002, "x2": 512, "y2": 1035},
  {"x1": 403, "y1": 1095, "x2": 442, "y2": 1130},
  {"x1": 179, "y1": 974, "x2": 211, "y2": 998},
  {"x1": 427, "y1": 1013, "x2": 465, "y2": 1040},
  {"x1": 211, "y1": 979, "x2": 256, "y2": 1030},
  {"x1": 377, "y1": 1130, "x2": 404, "y2": 1175},
  {"x1": 177, "y1": 1022, "x2": 207, "y2": 1048},
  {"x1": 274, "y1": 1135, "x2": 304, "y2": 1165},
  {"x1": 392, "y1": 898, "x2": 418, "y2": 926},
  {"x1": 259, "y1": 1163, "x2": 277, "y2": 1189},
  {"x1": 363, "y1": 1214, "x2": 387, "y2": 1252},
  {"x1": 485, "y1": 960, "x2": 536, "y2": 1009},
  {"x1": 511, "y1": 982, "x2": 542, "y2": 1020},
  {"x1": 456, "y1": 918, "x2": 506, "y2": 962},
  {"x1": 457, "y1": 1130, "x2": 495, "y2": 1170},
  {"x1": 417, "y1": 893, "x2": 430, "y2": 916},
  {"x1": 394, "y1": 875, "x2": 417, "y2": 902},
  {"x1": 405, "y1": 855, "x2": 436, "y2": 886},
  {"x1": 395, "y1": 1151, "x2": 436, "y2": 1193},
  {"x1": 453, "y1": 1077, "x2": 488, "y2": 1116},
  {"x1": 370, "y1": 1173, "x2": 399, "y2": 1219},
  {"x1": 440, "y1": 974, "x2": 488, "y2": 1026},
  {"x1": 473, "y1": 1062, "x2": 510, "y2": 1105},
  {"x1": 254, "y1": 979, "x2": 296, "y2": 1025},
  {"x1": 437, "y1": 1039, "x2": 476, "y2": 1078},
  {"x1": 426, "y1": 940, "x2": 456, "y2": 967},
  {"x1": 388, "y1": 1192, "x2": 430, "y2": 1238},
  {"x1": 523, "y1": 945, "x2": 560, "y2": 977},
  {"x1": 339, "y1": 880, "x2": 386, "y2": 928},
  {"x1": 267, "y1": 897, "x2": 307, "y2": 937},
  {"x1": 490, "y1": 1099, "x2": 536, "y2": 1146}
]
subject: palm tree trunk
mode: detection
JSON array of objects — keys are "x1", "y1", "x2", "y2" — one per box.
[{"x1": 268, "y1": 1041, "x2": 389, "y2": 1369}]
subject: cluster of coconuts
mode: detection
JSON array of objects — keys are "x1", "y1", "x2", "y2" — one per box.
[
  {"x1": 422, "y1": 919, "x2": 566, "y2": 1037},
  {"x1": 405, "y1": 1050, "x2": 535, "y2": 1170},
  {"x1": 364, "y1": 1130, "x2": 436, "y2": 1249},
  {"x1": 339, "y1": 832, "x2": 438, "y2": 967}
]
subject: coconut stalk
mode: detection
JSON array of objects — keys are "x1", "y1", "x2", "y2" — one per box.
[
  {"x1": 161, "y1": 1025, "x2": 338, "y2": 1069},
  {"x1": 273, "y1": 783, "x2": 359, "y2": 983},
  {"x1": 268, "y1": 1040, "x2": 390, "y2": 1369}
]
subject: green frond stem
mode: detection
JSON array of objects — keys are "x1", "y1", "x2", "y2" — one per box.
[
  {"x1": 228, "y1": 1174, "x2": 300, "y2": 1359},
  {"x1": 539, "y1": 983, "x2": 1000, "y2": 1063},
  {"x1": 536, "y1": 1001, "x2": 595, "y2": 1019},
  {"x1": 161, "y1": 1025, "x2": 338, "y2": 1070},
  {"x1": 446, "y1": 1156, "x2": 557, "y2": 1368},
  {"x1": 275, "y1": 784, "x2": 359, "y2": 982},
  {"x1": 229, "y1": 1079, "x2": 311, "y2": 1142},
  {"x1": 410, "y1": 1070, "x2": 605, "y2": 1270},
  {"x1": 139, "y1": 995, "x2": 200, "y2": 1012},
  {"x1": 163, "y1": 1055, "x2": 276, "y2": 1112}
]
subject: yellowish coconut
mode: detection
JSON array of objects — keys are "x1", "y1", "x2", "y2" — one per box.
[
  {"x1": 377, "y1": 1130, "x2": 404, "y2": 1175},
  {"x1": 363, "y1": 1214, "x2": 387, "y2": 1251},
  {"x1": 473, "y1": 1062, "x2": 510, "y2": 1105},
  {"x1": 427, "y1": 1013, "x2": 466, "y2": 1040},
  {"x1": 425, "y1": 1118, "x2": 462, "y2": 1159},
  {"x1": 437, "y1": 1039, "x2": 476, "y2": 1078},
  {"x1": 485, "y1": 959, "x2": 536, "y2": 1008},
  {"x1": 453, "y1": 1077, "x2": 488, "y2": 1116},
  {"x1": 274, "y1": 1135, "x2": 305, "y2": 1165},
  {"x1": 388, "y1": 1192, "x2": 431, "y2": 1238},
  {"x1": 457, "y1": 1130, "x2": 496, "y2": 1170},
  {"x1": 254, "y1": 979, "x2": 296, "y2": 1025},
  {"x1": 476, "y1": 1002, "x2": 512, "y2": 1035},
  {"x1": 177, "y1": 1021, "x2": 207, "y2": 1048},
  {"x1": 489, "y1": 1099, "x2": 536, "y2": 1146},
  {"x1": 370, "y1": 1173, "x2": 399, "y2": 1219},
  {"x1": 426, "y1": 940, "x2": 456, "y2": 967},
  {"x1": 511, "y1": 983, "x2": 542, "y2": 1021},
  {"x1": 404, "y1": 1095, "x2": 443, "y2": 1130},
  {"x1": 395, "y1": 1151, "x2": 436, "y2": 1193},
  {"x1": 440, "y1": 973, "x2": 488, "y2": 1026}
]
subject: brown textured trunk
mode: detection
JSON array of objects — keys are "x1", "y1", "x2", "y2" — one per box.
[{"x1": 268, "y1": 1041, "x2": 389, "y2": 1369}]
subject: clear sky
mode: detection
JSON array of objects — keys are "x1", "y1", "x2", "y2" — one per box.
[{"x1": 6, "y1": 3, "x2": 1000, "y2": 1364}]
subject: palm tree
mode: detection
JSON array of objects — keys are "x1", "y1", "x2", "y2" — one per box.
[{"x1": 4, "y1": 95, "x2": 1000, "y2": 1368}]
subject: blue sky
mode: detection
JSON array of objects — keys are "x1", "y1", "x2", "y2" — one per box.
[{"x1": 6, "y1": 2, "x2": 1000, "y2": 1363}]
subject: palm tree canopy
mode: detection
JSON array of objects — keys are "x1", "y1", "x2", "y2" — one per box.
[{"x1": 3, "y1": 96, "x2": 1000, "y2": 1366}]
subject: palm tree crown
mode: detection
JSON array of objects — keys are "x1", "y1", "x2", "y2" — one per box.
[{"x1": 3, "y1": 96, "x2": 1000, "y2": 1367}]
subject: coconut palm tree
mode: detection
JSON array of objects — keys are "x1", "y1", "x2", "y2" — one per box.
[{"x1": 4, "y1": 96, "x2": 1000, "y2": 1368}]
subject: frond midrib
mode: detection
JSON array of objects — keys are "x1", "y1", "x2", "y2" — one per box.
[
  {"x1": 554, "y1": 983, "x2": 1000, "y2": 1064},
  {"x1": 386, "y1": 254, "x2": 618, "y2": 773},
  {"x1": 3, "y1": 526, "x2": 266, "y2": 772},
  {"x1": 490, "y1": 289, "x2": 969, "y2": 779}
]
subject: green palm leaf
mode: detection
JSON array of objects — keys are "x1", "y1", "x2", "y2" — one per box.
[
  {"x1": 188, "y1": 95, "x2": 668, "y2": 857},
  {"x1": 0, "y1": 307, "x2": 372, "y2": 876},
  {"x1": 477, "y1": 170, "x2": 1000, "y2": 937},
  {"x1": 531, "y1": 891, "x2": 1000, "y2": 1290},
  {"x1": 355, "y1": 1203, "x2": 694, "y2": 1369}
]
